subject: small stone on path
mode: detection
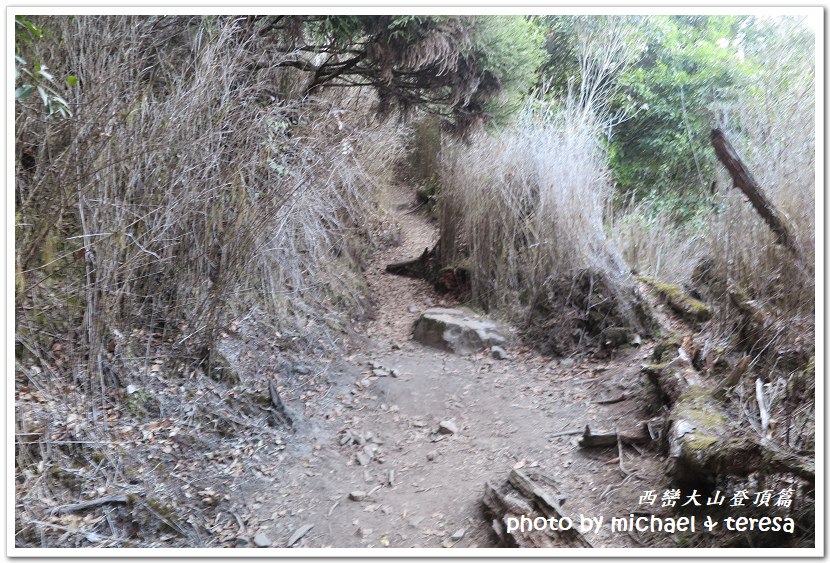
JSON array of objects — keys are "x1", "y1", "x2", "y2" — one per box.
[
  {"x1": 252, "y1": 532, "x2": 271, "y2": 547},
  {"x1": 235, "y1": 536, "x2": 251, "y2": 548},
  {"x1": 427, "y1": 450, "x2": 438, "y2": 461},
  {"x1": 438, "y1": 420, "x2": 458, "y2": 435},
  {"x1": 356, "y1": 452, "x2": 372, "y2": 466},
  {"x1": 349, "y1": 490, "x2": 366, "y2": 501},
  {"x1": 491, "y1": 346, "x2": 509, "y2": 360}
]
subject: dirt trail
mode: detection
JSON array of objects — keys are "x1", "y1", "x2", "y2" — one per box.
[{"x1": 240, "y1": 184, "x2": 664, "y2": 549}]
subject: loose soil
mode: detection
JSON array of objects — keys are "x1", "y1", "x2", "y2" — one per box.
[{"x1": 227, "y1": 184, "x2": 669, "y2": 549}]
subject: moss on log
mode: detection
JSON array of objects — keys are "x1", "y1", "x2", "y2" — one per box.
[{"x1": 637, "y1": 275, "x2": 712, "y2": 323}]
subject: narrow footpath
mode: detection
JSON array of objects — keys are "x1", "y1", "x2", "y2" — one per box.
[{"x1": 237, "y1": 184, "x2": 664, "y2": 549}]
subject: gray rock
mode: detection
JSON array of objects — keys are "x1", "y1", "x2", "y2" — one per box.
[
  {"x1": 234, "y1": 536, "x2": 251, "y2": 548},
  {"x1": 293, "y1": 364, "x2": 311, "y2": 375},
  {"x1": 391, "y1": 342, "x2": 403, "y2": 350},
  {"x1": 252, "y1": 532, "x2": 271, "y2": 547},
  {"x1": 286, "y1": 524, "x2": 314, "y2": 547},
  {"x1": 369, "y1": 360, "x2": 383, "y2": 369},
  {"x1": 412, "y1": 308, "x2": 508, "y2": 355},
  {"x1": 409, "y1": 305, "x2": 420, "y2": 313},
  {"x1": 390, "y1": 369, "x2": 401, "y2": 378},
  {"x1": 372, "y1": 368, "x2": 390, "y2": 377},
  {"x1": 438, "y1": 420, "x2": 458, "y2": 435},
  {"x1": 451, "y1": 528, "x2": 466, "y2": 540},
  {"x1": 491, "y1": 345, "x2": 509, "y2": 360},
  {"x1": 349, "y1": 490, "x2": 367, "y2": 501},
  {"x1": 423, "y1": 298, "x2": 435, "y2": 307},
  {"x1": 427, "y1": 450, "x2": 438, "y2": 461},
  {"x1": 355, "y1": 527, "x2": 373, "y2": 539},
  {"x1": 356, "y1": 452, "x2": 372, "y2": 466}
]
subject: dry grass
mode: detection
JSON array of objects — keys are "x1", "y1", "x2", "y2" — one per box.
[
  {"x1": 437, "y1": 94, "x2": 650, "y2": 350},
  {"x1": 16, "y1": 15, "x2": 404, "y2": 390},
  {"x1": 15, "y1": 15, "x2": 406, "y2": 546}
]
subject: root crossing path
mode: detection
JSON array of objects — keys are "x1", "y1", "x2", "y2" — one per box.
[{"x1": 240, "y1": 184, "x2": 662, "y2": 549}]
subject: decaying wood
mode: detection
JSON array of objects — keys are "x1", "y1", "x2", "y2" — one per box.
[
  {"x1": 641, "y1": 363, "x2": 691, "y2": 406},
  {"x1": 509, "y1": 469, "x2": 593, "y2": 548},
  {"x1": 578, "y1": 424, "x2": 652, "y2": 448},
  {"x1": 637, "y1": 276, "x2": 712, "y2": 323},
  {"x1": 710, "y1": 129, "x2": 800, "y2": 256},
  {"x1": 762, "y1": 442, "x2": 816, "y2": 482},
  {"x1": 481, "y1": 471, "x2": 594, "y2": 548}
]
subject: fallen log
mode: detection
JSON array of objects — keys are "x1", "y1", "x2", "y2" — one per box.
[{"x1": 710, "y1": 128, "x2": 800, "y2": 257}]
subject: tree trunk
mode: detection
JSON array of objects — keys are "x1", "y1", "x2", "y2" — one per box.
[{"x1": 709, "y1": 129, "x2": 800, "y2": 257}]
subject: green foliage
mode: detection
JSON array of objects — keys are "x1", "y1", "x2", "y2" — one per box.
[
  {"x1": 14, "y1": 16, "x2": 73, "y2": 118},
  {"x1": 298, "y1": 15, "x2": 545, "y2": 133},
  {"x1": 609, "y1": 17, "x2": 745, "y2": 198},
  {"x1": 469, "y1": 16, "x2": 546, "y2": 122}
]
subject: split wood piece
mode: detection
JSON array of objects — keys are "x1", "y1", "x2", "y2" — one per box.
[
  {"x1": 482, "y1": 477, "x2": 588, "y2": 548},
  {"x1": 756, "y1": 378, "x2": 770, "y2": 434},
  {"x1": 591, "y1": 393, "x2": 629, "y2": 405},
  {"x1": 713, "y1": 355, "x2": 750, "y2": 399},
  {"x1": 50, "y1": 494, "x2": 134, "y2": 516},
  {"x1": 269, "y1": 379, "x2": 294, "y2": 427},
  {"x1": 578, "y1": 424, "x2": 652, "y2": 448},
  {"x1": 287, "y1": 523, "x2": 314, "y2": 548},
  {"x1": 710, "y1": 129, "x2": 800, "y2": 257},
  {"x1": 507, "y1": 470, "x2": 593, "y2": 548}
]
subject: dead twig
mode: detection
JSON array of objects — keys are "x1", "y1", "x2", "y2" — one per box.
[{"x1": 50, "y1": 494, "x2": 136, "y2": 516}]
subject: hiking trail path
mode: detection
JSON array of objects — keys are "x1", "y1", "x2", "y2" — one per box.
[{"x1": 236, "y1": 183, "x2": 665, "y2": 549}]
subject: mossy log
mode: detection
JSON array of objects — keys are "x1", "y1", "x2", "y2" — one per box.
[
  {"x1": 667, "y1": 387, "x2": 763, "y2": 481},
  {"x1": 637, "y1": 275, "x2": 712, "y2": 323},
  {"x1": 661, "y1": 379, "x2": 815, "y2": 483}
]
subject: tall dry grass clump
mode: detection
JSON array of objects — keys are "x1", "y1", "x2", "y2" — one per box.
[
  {"x1": 438, "y1": 95, "x2": 652, "y2": 353},
  {"x1": 16, "y1": 15, "x2": 404, "y2": 394}
]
